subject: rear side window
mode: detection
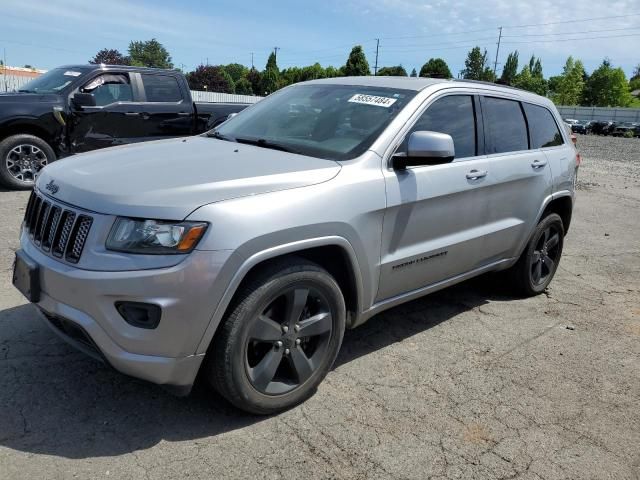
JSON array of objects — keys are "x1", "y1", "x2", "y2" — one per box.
[
  {"x1": 482, "y1": 97, "x2": 528, "y2": 154},
  {"x1": 401, "y1": 95, "x2": 476, "y2": 159},
  {"x1": 141, "y1": 74, "x2": 183, "y2": 102},
  {"x1": 523, "y1": 103, "x2": 564, "y2": 148}
]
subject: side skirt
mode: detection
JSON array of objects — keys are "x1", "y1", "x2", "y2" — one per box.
[{"x1": 351, "y1": 257, "x2": 516, "y2": 328}]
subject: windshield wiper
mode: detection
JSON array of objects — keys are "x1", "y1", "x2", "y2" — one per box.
[
  {"x1": 234, "y1": 137, "x2": 299, "y2": 154},
  {"x1": 206, "y1": 130, "x2": 235, "y2": 142}
]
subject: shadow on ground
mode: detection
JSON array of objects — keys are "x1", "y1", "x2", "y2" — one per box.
[{"x1": 0, "y1": 274, "x2": 513, "y2": 459}]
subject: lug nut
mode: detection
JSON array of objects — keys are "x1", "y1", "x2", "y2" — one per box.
[
  {"x1": 295, "y1": 339, "x2": 301, "y2": 346},
  {"x1": 294, "y1": 324, "x2": 300, "y2": 333},
  {"x1": 275, "y1": 340, "x2": 283, "y2": 349},
  {"x1": 284, "y1": 348, "x2": 290, "y2": 355},
  {"x1": 282, "y1": 325, "x2": 289, "y2": 333}
]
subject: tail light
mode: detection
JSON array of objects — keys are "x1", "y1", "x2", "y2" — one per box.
[
  {"x1": 570, "y1": 133, "x2": 577, "y2": 145},
  {"x1": 576, "y1": 152, "x2": 581, "y2": 167}
]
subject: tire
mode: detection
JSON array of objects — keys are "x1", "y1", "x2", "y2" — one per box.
[
  {"x1": 207, "y1": 257, "x2": 346, "y2": 415},
  {"x1": 508, "y1": 213, "x2": 565, "y2": 297},
  {"x1": 0, "y1": 134, "x2": 56, "y2": 190}
]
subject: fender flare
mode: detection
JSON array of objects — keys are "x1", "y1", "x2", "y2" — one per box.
[
  {"x1": 194, "y1": 235, "x2": 364, "y2": 354},
  {"x1": 512, "y1": 190, "x2": 573, "y2": 262}
]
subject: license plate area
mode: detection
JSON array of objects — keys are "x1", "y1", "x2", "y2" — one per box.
[{"x1": 12, "y1": 250, "x2": 40, "y2": 303}]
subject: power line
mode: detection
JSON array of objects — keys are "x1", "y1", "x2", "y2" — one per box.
[
  {"x1": 502, "y1": 26, "x2": 640, "y2": 38},
  {"x1": 381, "y1": 27, "x2": 498, "y2": 40},
  {"x1": 503, "y1": 12, "x2": 640, "y2": 28},
  {"x1": 502, "y1": 32, "x2": 640, "y2": 44}
]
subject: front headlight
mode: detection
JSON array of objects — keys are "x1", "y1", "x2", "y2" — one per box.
[{"x1": 106, "y1": 218, "x2": 208, "y2": 254}]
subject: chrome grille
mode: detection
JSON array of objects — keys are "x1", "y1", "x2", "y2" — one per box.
[{"x1": 22, "y1": 191, "x2": 93, "y2": 263}]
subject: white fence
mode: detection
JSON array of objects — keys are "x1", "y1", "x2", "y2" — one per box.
[
  {"x1": 557, "y1": 106, "x2": 640, "y2": 122},
  {"x1": 191, "y1": 90, "x2": 262, "y2": 104},
  {"x1": 0, "y1": 74, "x2": 33, "y2": 92}
]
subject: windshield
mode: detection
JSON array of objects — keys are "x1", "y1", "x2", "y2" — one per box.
[
  {"x1": 212, "y1": 84, "x2": 417, "y2": 160},
  {"x1": 18, "y1": 67, "x2": 87, "y2": 93}
]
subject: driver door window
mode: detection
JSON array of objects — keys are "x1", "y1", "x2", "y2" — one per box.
[
  {"x1": 82, "y1": 74, "x2": 133, "y2": 106},
  {"x1": 400, "y1": 95, "x2": 477, "y2": 160}
]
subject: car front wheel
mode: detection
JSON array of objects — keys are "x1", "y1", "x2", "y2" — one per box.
[{"x1": 207, "y1": 258, "x2": 346, "y2": 414}]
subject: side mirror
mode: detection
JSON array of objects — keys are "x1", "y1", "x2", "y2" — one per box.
[
  {"x1": 393, "y1": 131, "x2": 455, "y2": 170},
  {"x1": 72, "y1": 92, "x2": 96, "y2": 108},
  {"x1": 226, "y1": 112, "x2": 238, "y2": 120}
]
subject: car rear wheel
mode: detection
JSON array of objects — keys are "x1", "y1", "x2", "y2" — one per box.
[
  {"x1": 207, "y1": 258, "x2": 346, "y2": 414},
  {"x1": 0, "y1": 134, "x2": 56, "y2": 190},
  {"x1": 508, "y1": 213, "x2": 565, "y2": 297}
]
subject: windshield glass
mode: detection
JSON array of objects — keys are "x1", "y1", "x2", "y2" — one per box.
[
  {"x1": 213, "y1": 84, "x2": 417, "y2": 160},
  {"x1": 18, "y1": 67, "x2": 87, "y2": 93}
]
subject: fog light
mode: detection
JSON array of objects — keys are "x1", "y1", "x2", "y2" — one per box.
[{"x1": 115, "y1": 302, "x2": 161, "y2": 329}]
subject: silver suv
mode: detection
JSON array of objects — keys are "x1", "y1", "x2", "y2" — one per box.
[{"x1": 13, "y1": 77, "x2": 577, "y2": 414}]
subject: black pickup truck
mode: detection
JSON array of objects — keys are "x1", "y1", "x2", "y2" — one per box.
[{"x1": 0, "y1": 65, "x2": 250, "y2": 189}]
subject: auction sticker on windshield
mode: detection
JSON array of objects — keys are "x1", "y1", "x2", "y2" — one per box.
[{"x1": 348, "y1": 94, "x2": 397, "y2": 108}]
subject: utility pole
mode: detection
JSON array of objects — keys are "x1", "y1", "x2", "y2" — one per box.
[
  {"x1": 273, "y1": 47, "x2": 280, "y2": 60},
  {"x1": 493, "y1": 26, "x2": 502, "y2": 77},
  {"x1": 374, "y1": 38, "x2": 380, "y2": 75},
  {"x1": 250, "y1": 52, "x2": 254, "y2": 69}
]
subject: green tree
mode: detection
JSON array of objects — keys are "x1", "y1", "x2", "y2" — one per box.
[
  {"x1": 419, "y1": 58, "x2": 452, "y2": 78},
  {"x1": 462, "y1": 47, "x2": 494, "y2": 81},
  {"x1": 325, "y1": 66, "x2": 340, "y2": 78},
  {"x1": 235, "y1": 77, "x2": 253, "y2": 95},
  {"x1": 223, "y1": 63, "x2": 249, "y2": 83},
  {"x1": 90, "y1": 48, "x2": 129, "y2": 65},
  {"x1": 186, "y1": 65, "x2": 235, "y2": 93},
  {"x1": 128, "y1": 38, "x2": 173, "y2": 69},
  {"x1": 265, "y1": 52, "x2": 279, "y2": 72},
  {"x1": 512, "y1": 65, "x2": 547, "y2": 96},
  {"x1": 246, "y1": 68, "x2": 262, "y2": 95},
  {"x1": 583, "y1": 59, "x2": 633, "y2": 107},
  {"x1": 377, "y1": 65, "x2": 407, "y2": 76},
  {"x1": 344, "y1": 45, "x2": 370, "y2": 76},
  {"x1": 500, "y1": 51, "x2": 519, "y2": 84},
  {"x1": 260, "y1": 52, "x2": 280, "y2": 95},
  {"x1": 551, "y1": 57, "x2": 585, "y2": 106},
  {"x1": 410, "y1": 68, "x2": 417, "y2": 77}
]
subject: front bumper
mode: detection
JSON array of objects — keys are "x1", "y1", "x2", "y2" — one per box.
[{"x1": 19, "y1": 233, "x2": 233, "y2": 391}]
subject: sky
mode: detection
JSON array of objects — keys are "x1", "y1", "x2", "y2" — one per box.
[{"x1": 1, "y1": 0, "x2": 638, "y2": 79}]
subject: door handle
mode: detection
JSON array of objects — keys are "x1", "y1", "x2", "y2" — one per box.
[
  {"x1": 177, "y1": 112, "x2": 191, "y2": 116},
  {"x1": 124, "y1": 112, "x2": 140, "y2": 116},
  {"x1": 466, "y1": 169, "x2": 488, "y2": 180},
  {"x1": 531, "y1": 159, "x2": 548, "y2": 169}
]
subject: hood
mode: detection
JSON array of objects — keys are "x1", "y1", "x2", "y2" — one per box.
[
  {"x1": 36, "y1": 136, "x2": 342, "y2": 219},
  {"x1": 0, "y1": 92, "x2": 61, "y2": 104}
]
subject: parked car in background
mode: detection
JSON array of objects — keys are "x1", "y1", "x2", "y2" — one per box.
[
  {"x1": 0, "y1": 65, "x2": 249, "y2": 189},
  {"x1": 590, "y1": 120, "x2": 615, "y2": 136},
  {"x1": 571, "y1": 120, "x2": 592, "y2": 134},
  {"x1": 563, "y1": 118, "x2": 579, "y2": 125},
  {"x1": 13, "y1": 77, "x2": 578, "y2": 414},
  {"x1": 610, "y1": 122, "x2": 639, "y2": 137}
]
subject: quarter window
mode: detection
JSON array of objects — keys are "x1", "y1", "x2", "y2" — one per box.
[
  {"x1": 523, "y1": 103, "x2": 564, "y2": 148},
  {"x1": 401, "y1": 95, "x2": 476, "y2": 159},
  {"x1": 141, "y1": 74, "x2": 183, "y2": 102},
  {"x1": 482, "y1": 97, "x2": 528, "y2": 154}
]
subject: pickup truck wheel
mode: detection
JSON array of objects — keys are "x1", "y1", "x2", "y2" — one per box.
[
  {"x1": 208, "y1": 258, "x2": 346, "y2": 414},
  {"x1": 509, "y1": 213, "x2": 564, "y2": 297},
  {"x1": 0, "y1": 134, "x2": 56, "y2": 190}
]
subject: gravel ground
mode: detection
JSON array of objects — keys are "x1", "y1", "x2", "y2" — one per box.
[{"x1": 0, "y1": 135, "x2": 639, "y2": 480}]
